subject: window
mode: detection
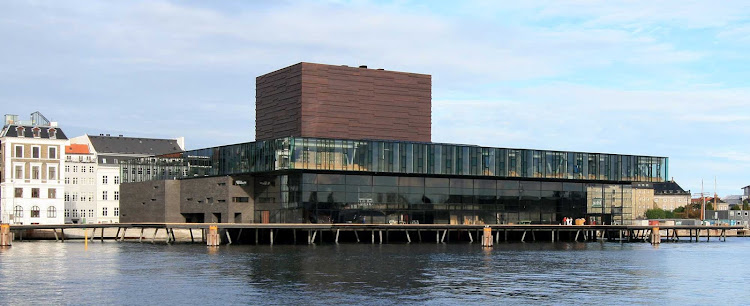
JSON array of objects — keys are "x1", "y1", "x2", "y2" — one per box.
[
  {"x1": 64, "y1": 192, "x2": 70, "y2": 201},
  {"x1": 32, "y1": 128, "x2": 40, "y2": 138},
  {"x1": 102, "y1": 176, "x2": 108, "y2": 184},
  {"x1": 48, "y1": 166, "x2": 57, "y2": 180},
  {"x1": 14, "y1": 205, "x2": 23, "y2": 218},
  {"x1": 14, "y1": 165, "x2": 23, "y2": 179},
  {"x1": 89, "y1": 166, "x2": 94, "y2": 172},
  {"x1": 48, "y1": 188, "x2": 56, "y2": 199},
  {"x1": 72, "y1": 192, "x2": 78, "y2": 201},
  {"x1": 15, "y1": 188, "x2": 23, "y2": 198},
  {"x1": 102, "y1": 207, "x2": 108, "y2": 217},
  {"x1": 48, "y1": 147, "x2": 57, "y2": 159},
  {"x1": 48, "y1": 128, "x2": 57, "y2": 139},
  {"x1": 114, "y1": 207, "x2": 119, "y2": 217},
  {"x1": 232, "y1": 197, "x2": 250, "y2": 203},
  {"x1": 31, "y1": 188, "x2": 40, "y2": 198},
  {"x1": 72, "y1": 210, "x2": 78, "y2": 218},
  {"x1": 81, "y1": 166, "x2": 86, "y2": 173},
  {"x1": 73, "y1": 166, "x2": 78, "y2": 172},
  {"x1": 64, "y1": 209, "x2": 70, "y2": 218},
  {"x1": 31, "y1": 166, "x2": 40, "y2": 179},
  {"x1": 114, "y1": 176, "x2": 120, "y2": 184},
  {"x1": 114, "y1": 191, "x2": 119, "y2": 200},
  {"x1": 89, "y1": 210, "x2": 94, "y2": 218},
  {"x1": 15, "y1": 145, "x2": 23, "y2": 158},
  {"x1": 65, "y1": 177, "x2": 70, "y2": 184},
  {"x1": 65, "y1": 165, "x2": 70, "y2": 172},
  {"x1": 102, "y1": 191, "x2": 108, "y2": 200},
  {"x1": 72, "y1": 177, "x2": 78, "y2": 184},
  {"x1": 32, "y1": 146, "x2": 40, "y2": 158},
  {"x1": 30, "y1": 206, "x2": 40, "y2": 218},
  {"x1": 47, "y1": 206, "x2": 57, "y2": 218}
]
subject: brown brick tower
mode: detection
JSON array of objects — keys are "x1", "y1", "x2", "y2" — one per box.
[{"x1": 255, "y1": 62, "x2": 431, "y2": 142}]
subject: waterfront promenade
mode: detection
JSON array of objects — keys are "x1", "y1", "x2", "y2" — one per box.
[{"x1": 4, "y1": 223, "x2": 744, "y2": 245}]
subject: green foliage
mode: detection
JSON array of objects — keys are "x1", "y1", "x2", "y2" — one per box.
[
  {"x1": 706, "y1": 203, "x2": 714, "y2": 211},
  {"x1": 744, "y1": 202, "x2": 750, "y2": 210},
  {"x1": 731, "y1": 205, "x2": 741, "y2": 210},
  {"x1": 645, "y1": 208, "x2": 676, "y2": 219}
]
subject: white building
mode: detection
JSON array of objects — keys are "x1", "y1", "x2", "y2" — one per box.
[
  {"x1": 1, "y1": 112, "x2": 66, "y2": 224},
  {"x1": 65, "y1": 134, "x2": 184, "y2": 223}
]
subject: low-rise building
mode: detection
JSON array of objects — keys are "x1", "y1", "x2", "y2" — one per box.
[
  {"x1": 652, "y1": 181, "x2": 690, "y2": 211},
  {"x1": 0, "y1": 112, "x2": 67, "y2": 224},
  {"x1": 64, "y1": 134, "x2": 184, "y2": 224},
  {"x1": 632, "y1": 182, "x2": 654, "y2": 219}
]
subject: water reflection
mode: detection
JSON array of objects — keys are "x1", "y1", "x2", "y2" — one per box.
[{"x1": 1, "y1": 240, "x2": 750, "y2": 304}]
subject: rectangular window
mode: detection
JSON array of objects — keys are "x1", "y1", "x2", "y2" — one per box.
[
  {"x1": 15, "y1": 188, "x2": 23, "y2": 198},
  {"x1": 48, "y1": 188, "x2": 56, "y2": 199},
  {"x1": 31, "y1": 188, "x2": 39, "y2": 198},
  {"x1": 114, "y1": 176, "x2": 120, "y2": 184},
  {"x1": 72, "y1": 193, "x2": 78, "y2": 201},
  {"x1": 15, "y1": 165, "x2": 23, "y2": 179},
  {"x1": 114, "y1": 191, "x2": 119, "y2": 200},
  {"x1": 102, "y1": 191, "x2": 108, "y2": 200},
  {"x1": 114, "y1": 207, "x2": 119, "y2": 217},
  {"x1": 72, "y1": 177, "x2": 77, "y2": 184},
  {"x1": 65, "y1": 165, "x2": 70, "y2": 172},
  {"x1": 89, "y1": 210, "x2": 94, "y2": 218},
  {"x1": 48, "y1": 166, "x2": 57, "y2": 180},
  {"x1": 232, "y1": 197, "x2": 250, "y2": 203},
  {"x1": 64, "y1": 192, "x2": 70, "y2": 201},
  {"x1": 81, "y1": 166, "x2": 86, "y2": 173},
  {"x1": 48, "y1": 147, "x2": 57, "y2": 159},
  {"x1": 31, "y1": 166, "x2": 40, "y2": 179},
  {"x1": 102, "y1": 176, "x2": 108, "y2": 184},
  {"x1": 102, "y1": 207, "x2": 108, "y2": 217},
  {"x1": 73, "y1": 166, "x2": 77, "y2": 172},
  {"x1": 65, "y1": 209, "x2": 70, "y2": 218},
  {"x1": 65, "y1": 177, "x2": 70, "y2": 184},
  {"x1": 15, "y1": 145, "x2": 23, "y2": 158},
  {"x1": 32, "y1": 146, "x2": 40, "y2": 158},
  {"x1": 73, "y1": 210, "x2": 78, "y2": 218},
  {"x1": 89, "y1": 166, "x2": 94, "y2": 172}
]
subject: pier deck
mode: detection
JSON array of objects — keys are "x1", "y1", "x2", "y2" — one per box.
[{"x1": 5, "y1": 223, "x2": 745, "y2": 246}]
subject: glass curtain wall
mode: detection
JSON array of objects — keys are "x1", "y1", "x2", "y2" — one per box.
[
  {"x1": 279, "y1": 173, "x2": 633, "y2": 225},
  {"x1": 122, "y1": 137, "x2": 667, "y2": 184}
]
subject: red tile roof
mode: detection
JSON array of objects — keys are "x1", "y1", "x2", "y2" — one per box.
[{"x1": 66, "y1": 144, "x2": 90, "y2": 154}]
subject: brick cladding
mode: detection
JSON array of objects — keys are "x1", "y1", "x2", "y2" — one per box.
[{"x1": 255, "y1": 62, "x2": 431, "y2": 142}]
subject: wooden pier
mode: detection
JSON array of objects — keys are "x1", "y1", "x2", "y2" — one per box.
[{"x1": 3, "y1": 223, "x2": 744, "y2": 246}]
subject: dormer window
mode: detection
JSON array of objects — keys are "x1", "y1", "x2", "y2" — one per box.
[
  {"x1": 32, "y1": 127, "x2": 41, "y2": 138},
  {"x1": 16, "y1": 126, "x2": 25, "y2": 137},
  {"x1": 48, "y1": 128, "x2": 57, "y2": 139}
]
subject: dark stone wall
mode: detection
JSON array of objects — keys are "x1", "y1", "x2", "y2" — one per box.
[
  {"x1": 120, "y1": 180, "x2": 181, "y2": 223},
  {"x1": 179, "y1": 176, "x2": 254, "y2": 223},
  {"x1": 256, "y1": 62, "x2": 432, "y2": 142}
]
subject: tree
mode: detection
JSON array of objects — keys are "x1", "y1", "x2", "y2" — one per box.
[
  {"x1": 645, "y1": 208, "x2": 667, "y2": 219},
  {"x1": 706, "y1": 203, "x2": 714, "y2": 211}
]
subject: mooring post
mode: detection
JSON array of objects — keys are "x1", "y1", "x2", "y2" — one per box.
[
  {"x1": 436, "y1": 231, "x2": 440, "y2": 244},
  {"x1": 482, "y1": 226, "x2": 493, "y2": 247},
  {"x1": 270, "y1": 229, "x2": 274, "y2": 246},
  {"x1": 379, "y1": 230, "x2": 383, "y2": 244},
  {"x1": 0, "y1": 224, "x2": 12, "y2": 247},
  {"x1": 207, "y1": 225, "x2": 220, "y2": 246},
  {"x1": 121, "y1": 228, "x2": 127, "y2": 242}
]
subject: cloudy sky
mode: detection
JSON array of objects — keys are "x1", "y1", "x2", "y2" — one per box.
[{"x1": 1, "y1": 0, "x2": 749, "y2": 196}]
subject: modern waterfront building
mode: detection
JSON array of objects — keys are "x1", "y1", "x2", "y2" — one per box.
[
  {"x1": 64, "y1": 134, "x2": 185, "y2": 224},
  {"x1": 0, "y1": 112, "x2": 67, "y2": 224},
  {"x1": 120, "y1": 63, "x2": 668, "y2": 225}
]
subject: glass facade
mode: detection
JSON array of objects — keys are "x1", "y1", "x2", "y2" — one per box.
[
  {"x1": 120, "y1": 137, "x2": 662, "y2": 225},
  {"x1": 122, "y1": 137, "x2": 668, "y2": 184},
  {"x1": 252, "y1": 173, "x2": 633, "y2": 225}
]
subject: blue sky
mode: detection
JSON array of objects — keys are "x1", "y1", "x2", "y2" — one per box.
[{"x1": 1, "y1": 0, "x2": 749, "y2": 196}]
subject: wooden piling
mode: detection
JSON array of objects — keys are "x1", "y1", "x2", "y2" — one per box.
[{"x1": 0, "y1": 224, "x2": 12, "y2": 246}]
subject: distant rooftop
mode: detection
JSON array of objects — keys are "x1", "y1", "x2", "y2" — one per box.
[
  {"x1": 88, "y1": 135, "x2": 183, "y2": 155},
  {"x1": 66, "y1": 144, "x2": 90, "y2": 155},
  {"x1": 4, "y1": 111, "x2": 55, "y2": 127},
  {"x1": 654, "y1": 181, "x2": 689, "y2": 195}
]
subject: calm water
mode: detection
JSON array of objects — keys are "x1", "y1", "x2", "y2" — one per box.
[{"x1": 1, "y1": 239, "x2": 749, "y2": 305}]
